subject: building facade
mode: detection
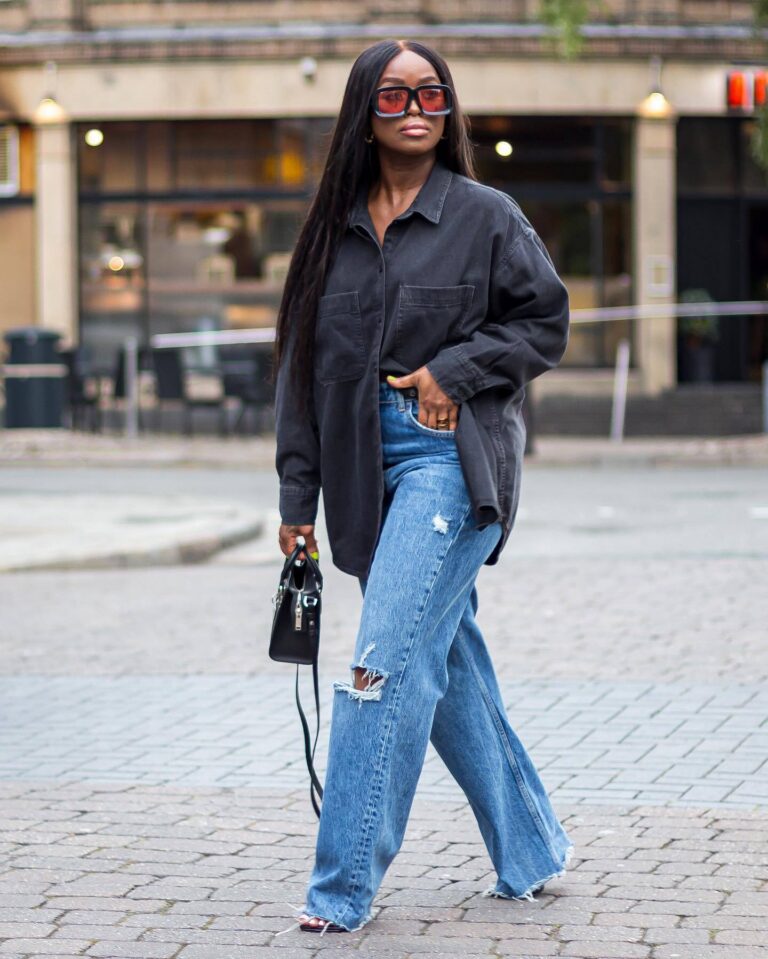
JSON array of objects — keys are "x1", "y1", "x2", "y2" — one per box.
[{"x1": 0, "y1": 0, "x2": 766, "y2": 408}]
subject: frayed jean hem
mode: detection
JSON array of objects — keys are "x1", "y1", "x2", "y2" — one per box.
[{"x1": 481, "y1": 843, "x2": 575, "y2": 902}]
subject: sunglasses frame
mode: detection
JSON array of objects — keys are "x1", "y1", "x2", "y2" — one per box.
[{"x1": 370, "y1": 83, "x2": 454, "y2": 119}]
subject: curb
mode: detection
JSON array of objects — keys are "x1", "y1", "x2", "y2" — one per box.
[
  {"x1": 525, "y1": 436, "x2": 768, "y2": 468},
  {"x1": 0, "y1": 517, "x2": 265, "y2": 574}
]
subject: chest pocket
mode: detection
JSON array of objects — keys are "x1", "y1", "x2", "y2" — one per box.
[
  {"x1": 394, "y1": 284, "x2": 475, "y2": 370},
  {"x1": 314, "y1": 291, "x2": 365, "y2": 385}
]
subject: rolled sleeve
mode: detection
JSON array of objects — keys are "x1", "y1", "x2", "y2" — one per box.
[{"x1": 426, "y1": 224, "x2": 570, "y2": 402}]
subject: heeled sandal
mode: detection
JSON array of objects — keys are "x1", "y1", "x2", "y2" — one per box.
[{"x1": 298, "y1": 913, "x2": 347, "y2": 933}]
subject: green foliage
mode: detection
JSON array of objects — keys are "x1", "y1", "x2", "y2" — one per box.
[
  {"x1": 751, "y1": 2, "x2": 768, "y2": 175},
  {"x1": 678, "y1": 289, "x2": 720, "y2": 343},
  {"x1": 540, "y1": 0, "x2": 589, "y2": 59},
  {"x1": 751, "y1": 104, "x2": 768, "y2": 176}
]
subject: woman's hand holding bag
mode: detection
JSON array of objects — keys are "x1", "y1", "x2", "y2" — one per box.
[{"x1": 269, "y1": 536, "x2": 324, "y2": 817}]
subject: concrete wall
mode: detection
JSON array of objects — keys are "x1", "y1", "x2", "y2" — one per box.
[{"x1": 0, "y1": 58, "x2": 735, "y2": 122}]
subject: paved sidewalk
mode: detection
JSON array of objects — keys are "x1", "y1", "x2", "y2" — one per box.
[
  {"x1": 0, "y1": 494, "x2": 263, "y2": 572},
  {"x1": 1, "y1": 781, "x2": 766, "y2": 959},
  {"x1": 1, "y1": 676, "x2": 766, "y2": 806},
  {"x1": 2, "y1": 427, "x2": 767, "y2": 469},
  {"x1": 0, "y1": 459, "x2": 765, "y2": 958}
]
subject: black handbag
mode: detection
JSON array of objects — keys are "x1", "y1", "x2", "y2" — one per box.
[{"x1": 268, "y1": 538, "x2": 324, "y2": 817}]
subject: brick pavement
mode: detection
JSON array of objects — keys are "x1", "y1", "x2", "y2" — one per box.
[
  {"x1": 0, "y1": 677, "x2": 766, "y2": 808},
  {"x1": 0, "y1": 783, "x2": 766, "y2": 958},
  {"x1": 1, "y1": 556, "x2": 766, "y2": 683}
]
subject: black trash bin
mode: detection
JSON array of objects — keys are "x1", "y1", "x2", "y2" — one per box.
[{"x1": 2, "y1": 327, "x2": 65, "y2": 428}]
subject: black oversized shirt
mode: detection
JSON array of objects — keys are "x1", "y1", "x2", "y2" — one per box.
[{"x1": 274, "y1": 159, "x2": 570, "y2": 578}]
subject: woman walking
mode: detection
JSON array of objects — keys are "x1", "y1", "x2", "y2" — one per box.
[{"x1": 273, "y1": 38, "x2": 574, "y2": 934}]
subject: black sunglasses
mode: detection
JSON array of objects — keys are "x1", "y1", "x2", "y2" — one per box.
[{"x1": 371, "y1": 84, "x2": 454, "y2": 119}]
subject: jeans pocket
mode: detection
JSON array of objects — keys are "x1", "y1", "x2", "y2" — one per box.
[{"x1": 406, "y1": 402, "x2": 456, "y2": 436}]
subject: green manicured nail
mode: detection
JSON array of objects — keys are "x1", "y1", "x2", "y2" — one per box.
[{"x1": 310, "y1": 551, "x2": 319, "y2": 560}]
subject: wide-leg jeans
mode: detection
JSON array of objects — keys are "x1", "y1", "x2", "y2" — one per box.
[{"x1": 302, "y1": 380, "x2": 573, "y2": 931}]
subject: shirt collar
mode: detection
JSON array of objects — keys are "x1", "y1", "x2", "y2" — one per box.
[{"x1": 348, "y1": 158, "x2": 453, "y2": 232}]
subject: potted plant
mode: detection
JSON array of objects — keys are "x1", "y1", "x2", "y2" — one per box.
[{"x1": 677, "y1": 288, "x2": 719, "y2": 383}]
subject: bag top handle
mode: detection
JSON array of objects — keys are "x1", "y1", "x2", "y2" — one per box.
[{"x1": 284, "y1": 536, "x2": 323, "y2": 587}]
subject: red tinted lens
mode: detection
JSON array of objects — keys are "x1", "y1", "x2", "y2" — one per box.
[
  {"x1": 418, "y1": 86, "x2": 448, "y2": 113},
  {"x1": 376, "y1": 88, "x2": 409, "y2": 114}
]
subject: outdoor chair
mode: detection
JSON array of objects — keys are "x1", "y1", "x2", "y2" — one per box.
[
  {"x1": 61, "y1": 346, "x2": 102, "y2": 432},
  {"x1": 219, "y1": 346, "x2": 273, "y2": 435},
  {"x1": 150, "y1": 347, "x2": 227, "y2": 436}
]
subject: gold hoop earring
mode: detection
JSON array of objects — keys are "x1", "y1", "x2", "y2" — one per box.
[{"x1": 365, "y1": 132, "x2": 374, "y2": 144}]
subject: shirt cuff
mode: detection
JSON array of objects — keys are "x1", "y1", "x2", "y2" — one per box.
[
  {"x1": 426, "y1": 346, "x2": 484, "y2": 404},
  {"x1": 279, "y1": 485, "x2": 320, "y2": 526}
]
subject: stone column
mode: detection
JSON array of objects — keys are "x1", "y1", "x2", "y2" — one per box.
[
  {"x1": 35, "y1": 120, "x2": 77, "y2": 343},
  {"x1": 633, "y1": 115, "x2": 677, "y2": 395}
]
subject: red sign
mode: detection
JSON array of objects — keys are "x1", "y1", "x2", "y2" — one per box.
[{"x1": 727, "y1": 70, "x2": 768, "y2": 110}]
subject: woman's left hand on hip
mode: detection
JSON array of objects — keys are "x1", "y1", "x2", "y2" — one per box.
[{"x1": 386, "y1": 367, "x2": 459, "y2": 431}]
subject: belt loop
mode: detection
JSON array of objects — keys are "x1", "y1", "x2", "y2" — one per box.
[{"x1": 394, "y1": 388, "x2": 406, "y2": 412}]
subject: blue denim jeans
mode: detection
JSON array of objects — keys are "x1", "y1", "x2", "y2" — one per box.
[{"x1": 302, "y1": 380, "x2": 573, "y2": 931}]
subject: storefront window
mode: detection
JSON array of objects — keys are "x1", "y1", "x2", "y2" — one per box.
[
  {"x1": 76, "y1": 118, "x2": 332, "y2": 366},
  {"x1": 677, "y1": 118, "x2": 738, "y2": 195},
  {"x1": 740, "y1": 118, "x2": 768, "y2": 194},
  {"x1": 79, "y1": 123, "x2": 143, "y2": 193},
  {"x1": 473, "y1": 116, "x2": 633, "y2": 367},
  {"x1": 77, "y1": 118, "x2": 332, "y2": 195},
  {"x1": 677, "y1": 117, "x2": 768, "y2": 382},
  {"x1": 145, "y1": 199, "x2": 306, "y2": 341},
  {"x1": 79, "y1": 201, "x2": 145, "y2": 366},
  {"x1": 601, "y1": 199, "x2": 633, "y2": 364},
  {"x1": 77, "y1": 116, "x2": 630, "y2": 369},
  {"x1": 471, "y1": 116, "x2": 597, "y2": 184}
]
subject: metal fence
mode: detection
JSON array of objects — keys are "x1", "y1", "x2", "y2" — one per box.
[{"x1": 122, "y1": 300, "x2": 768, "y2": 441}]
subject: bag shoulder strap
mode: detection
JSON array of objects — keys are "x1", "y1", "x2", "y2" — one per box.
[
  {"x1": 286, "y1": 536, "x2": 324, "y2": 818},
  {"x1": 294, "y1": 659, "x2": 323, "y2": 818}
]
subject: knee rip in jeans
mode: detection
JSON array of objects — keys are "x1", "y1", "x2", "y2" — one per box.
[
  {"x1": 431, "y1": 513, "x2": 449, "y2": 534},
  {"x1": 333, "y1": 641, "x2": 389, "y2": 705}
]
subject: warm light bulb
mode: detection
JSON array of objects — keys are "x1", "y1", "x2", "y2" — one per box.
[
  {"x1": 638, "y1": 89, "x2": 673, "y2": 119},
  {"x1": 108, "y1": 255, "x2": 125, "y2": 272},
  {"x1": 34, "y1": 96, "x2": 68, "y2": 124},
  {"x1": 84, "y1": 128, "x2": 104, "y2": 147},
  {"x1": 495, "y1": 140, "x2": 513, "y2": 158}
]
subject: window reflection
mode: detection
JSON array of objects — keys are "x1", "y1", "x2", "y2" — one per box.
[
  {"x1": 678, "y1": 118, "x2": 738, "y2": 195},
  {"x1": 80, "y1": 202, "x2": 145, "y2": 365},
  {"x1": 473, "y1": 116, "x2": 633, "y2": 367},
  {"x1": 77, "y1": 116, "x2": 632, "y2": 369},
  {"x1": 471, "y1": 116, "x2": 600, "y2": 185},
  {"x1": 77, "y1": 118, "x2": 333, "y2": 194},
  {"x1": 79, "y1": 123, "x2": 142, "y2": 193},
  {"x1": 146, "y1": 200, "x2": 306, "y2": 342},
  {"x1": 76, "y1": 118, "x2": 332, "y2": 367}
]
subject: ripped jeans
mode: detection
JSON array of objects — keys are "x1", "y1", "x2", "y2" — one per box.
[{"x1": 302, "y1": 380, "x2": 574, "y2": 931}]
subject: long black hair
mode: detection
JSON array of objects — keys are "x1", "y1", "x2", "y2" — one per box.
[{"x1": 272, "y1": 38, "x2": 477, "y2": 415}]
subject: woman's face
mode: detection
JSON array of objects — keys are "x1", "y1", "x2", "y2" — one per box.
[{"x1": 369, "y1": 49, "x2": 447, "y2": 158}]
